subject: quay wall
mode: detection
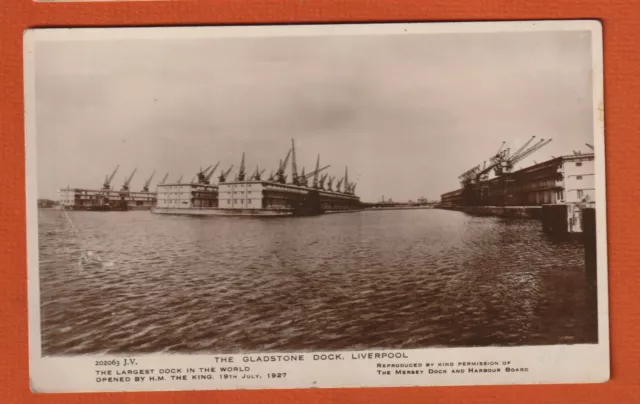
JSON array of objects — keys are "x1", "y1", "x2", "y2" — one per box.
[
  {"x1": 436, "y1": 205, "x2": 542, "y2": 219},
  {"x1": 151, "y1": 207, "x2": 294, "y2": 217},
  {"x1": 362, "y1": 206, "x2": 434, "y2": 212},
  {"x1": 325, "y1": 209, "x2": 363, "y2": 214},
  {"x1": 151, "y1": 207, "x2": 363, "y2": 217},
  {"x1": 437, "y1": 203, "x2": 596, "y2": 236}
]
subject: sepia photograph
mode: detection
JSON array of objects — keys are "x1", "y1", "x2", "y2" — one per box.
[{"x1": 25, "y1": 21, "x2": 608, "y2": 392}]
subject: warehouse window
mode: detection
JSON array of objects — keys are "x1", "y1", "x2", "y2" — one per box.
[
  {"x1": 576, "y1": 175, "x2": 583, "y2": 180},
  {"x1": 577, "y1": 190, "x2": 584, "y2": 198},
  {"x1": 576, "y1": 162, "x2": 582, "y2": 167}
]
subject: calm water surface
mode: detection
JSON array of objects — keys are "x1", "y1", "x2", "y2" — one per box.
[{"x1": 38, "y1": 208, "x2": 596, "y2": 355}]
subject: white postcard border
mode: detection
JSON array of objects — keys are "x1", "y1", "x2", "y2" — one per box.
[{"x1": 24, "y1": 20, "x2": 609, "y2": 393}]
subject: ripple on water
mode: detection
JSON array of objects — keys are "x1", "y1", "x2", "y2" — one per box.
[{"x1": 37, "y1": 209, "x2": 597, "y2": 355}]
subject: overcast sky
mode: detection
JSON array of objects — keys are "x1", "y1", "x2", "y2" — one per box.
[{"x1": 34, "y1": 28, "x2": 594, "y2": 201}]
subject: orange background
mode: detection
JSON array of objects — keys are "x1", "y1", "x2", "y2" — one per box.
[{"x1": 1, "y1": 0, "x2": 638, "y2": 403}]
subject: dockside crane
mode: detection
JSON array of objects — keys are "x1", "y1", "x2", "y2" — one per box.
[
  {"x1": 197, "y1": 162, "x2": 220, "y2": 185},
  {"x1": 218, "y1": 165, "x2": 234, "y2": 183},
  {"x1": 458, "y1": 164, "x2": 482, "y2": 187},
  {"x1": 346, "y1": 183, "x2": 354, "y2": 194},
  {"x1": 586, "y1": 143, "x2": 594, "y2": 151},
  {"x1": 102, "y1": 165, "x2": 120, "y2": 190},
  {"x1": 343, "y1": 167, "x2": 349, "y2": 194},
  {"x1": 290, "y1": 139, "x2": 299, "y2": 185},
  {"x1": 503, "y1": 138, "x2": 553, "y2": 173},
  {"x1": 312, "y1": 155, "x2": 321, "y2": 188},
  {"x1": 275, "y1": 161, "x2": 281, "y2": 180},
  {"x1": 336, "y1": 178, "x2": 344, "y2": 192},
  {"x1": 299, "y1": 164, "x2": 330, "y2": 187},
  {"x1": 196, "y1": 165, "x2": 213, "y2": 184},
  {"x1": 318, "y1": 172, "x2": 328, "y2": 189},
  {"x1": 206, "y1": 162, "x2": 220, "y2": 184},
  {"x1": 236, "y1": 153, "x2": 246, "y2": 181},
  {"x1": 177, "y1": 174, "x2": 183, "y2": 184},
  {"x1": 459, "y1": 136, "x2": 553, "y2": 187},
  {"x1": 509, "y1": 136, "x2": 537, "y2": 163},
  {"x1": 298, "y1": 167, "x2": 307, "y2": 186},
  {"x1": 275, "y1": 149, "x2": 292, "y2": 184},
  {"x1": 252, "y1": 165, "x2": 266, "y2": 181},
  {"x1": 121, "y1": 168, "x2": 137, "y2": 191},
  {"x1": 327, "y1": 176, "x2": 335, "y2": 191},
  {"x1": 457, "y1": 135, "x2": 553, "y2": 206},
  {"x1": 142, "y1": 170, "x2": 156, "y2": 192},
  {"x1": 159, "y1": 172, "x2": 169, "y2": 185}
]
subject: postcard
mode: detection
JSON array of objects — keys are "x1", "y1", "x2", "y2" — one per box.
[{"x1": 24, "y1": 20, "x2": 608, "y2": 393}]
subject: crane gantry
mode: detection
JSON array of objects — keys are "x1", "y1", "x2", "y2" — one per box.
[
  {"x1": 459, "y1": 136, "x2": 553, "y2": 187},
  {"x1": 142, "y1": 171, "x2": 156, "y2": 192},
  {"x1": 184, "y1": 139, "x2": 357, "y2": 194},
  {"x1": 195, "y1": 162, "x2": 220, "y2": 185},
  {"x1": 251, "y1": 165, "x2": 266, "y2": 181},
  {"x1": 457, "y1": 136, "x2": 554, "y2": 206},
  {"x1": 102, "y1": 165, "x2": 120, "y2": 190},
  {"x1": 217, "y1": 165, "x2": 234, "y2": 183},
  {"x1": 121, "y1": 168, "x2": 137, "y2": 191},
  {"x1": 236, "y1": 153, "x2": 246, "y2": 181}
]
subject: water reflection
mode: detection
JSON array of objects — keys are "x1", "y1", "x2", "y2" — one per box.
[{"x1": 38, "y1": 208, "x2": 596, "y2": 355}]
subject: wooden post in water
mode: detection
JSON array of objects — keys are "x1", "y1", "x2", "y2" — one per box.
[
  {"x1": 582, "y1": 208, "x2": 597, "y2": 289},
  {"x1": 582, "y1": 207, "x2": 598, "y2": 341},
  {"x1": 541, "y1": 204, "x2": 568, "y2": 234}
]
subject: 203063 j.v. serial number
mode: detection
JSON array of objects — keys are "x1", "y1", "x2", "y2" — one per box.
[{"x1": 95, "y1": 360, "x2": 121, "y2": 366}]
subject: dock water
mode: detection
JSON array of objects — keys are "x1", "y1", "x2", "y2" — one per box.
[
  {"x1": 39, "y1": 207, "x2": 598, "y2": 354},
  {"x1": 437, "y1": 203, "x2": 599, "y2": 341}
]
